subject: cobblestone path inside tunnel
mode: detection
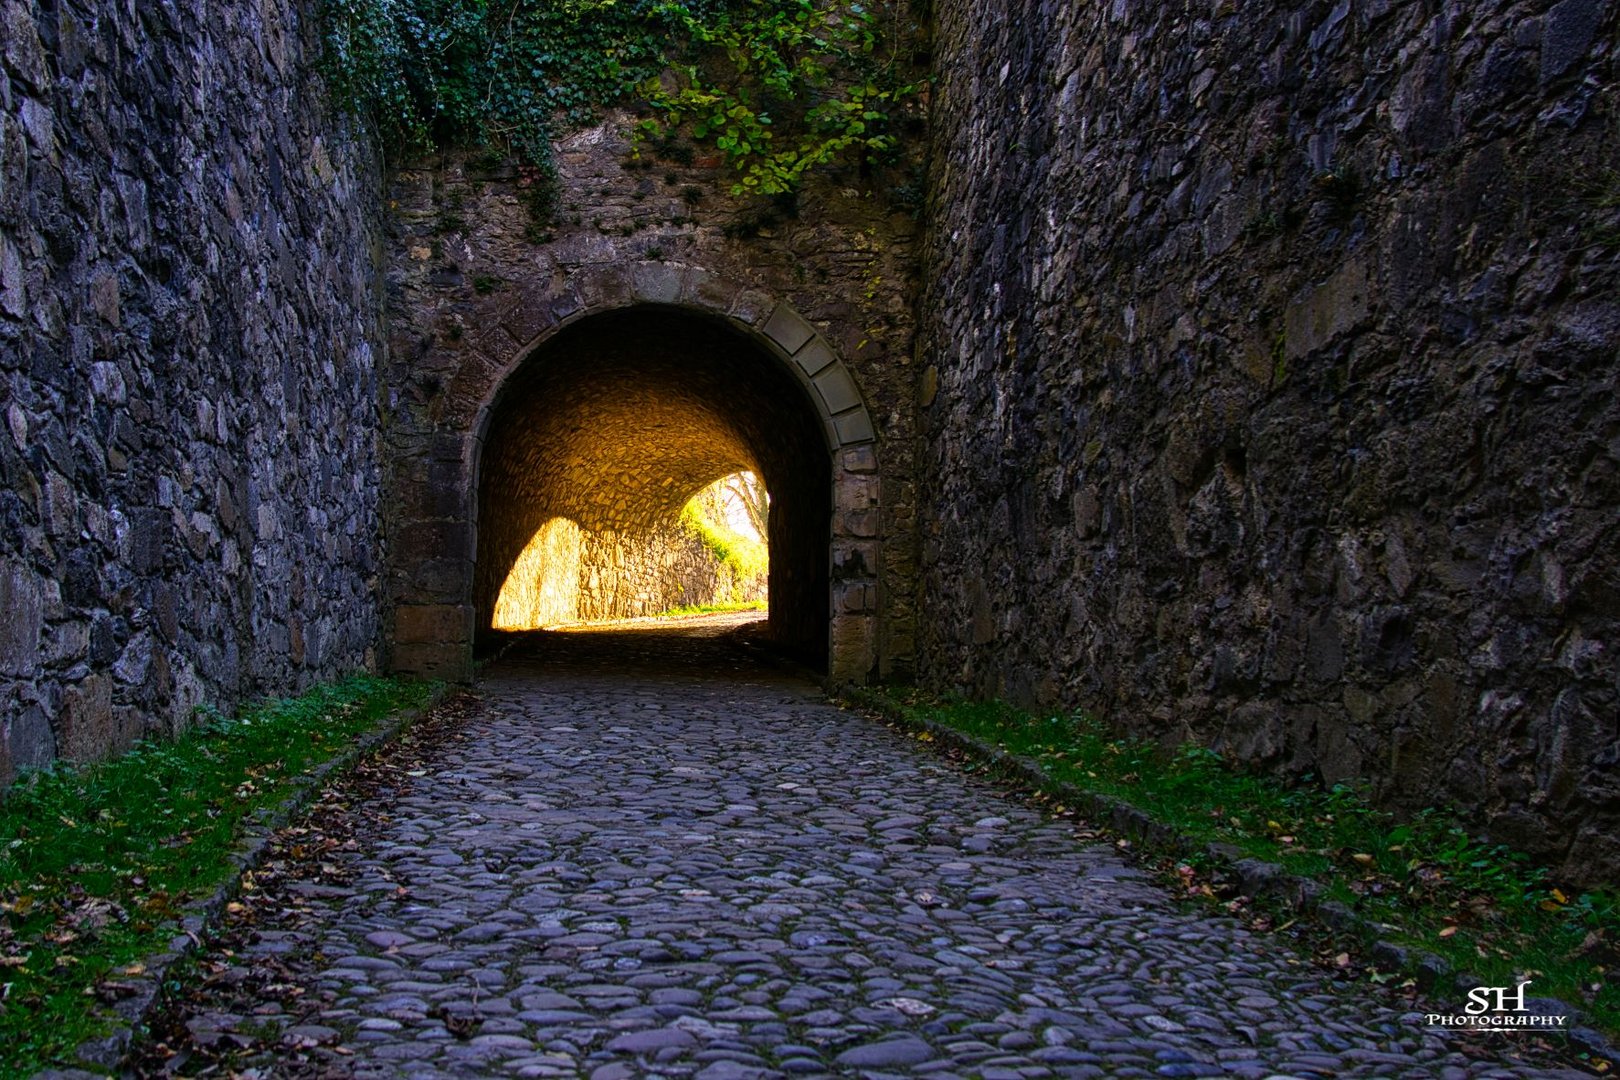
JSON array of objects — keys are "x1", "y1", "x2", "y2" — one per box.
[{"x1": 139, "y1": 617, "x2": 1586, "y2": 1079}]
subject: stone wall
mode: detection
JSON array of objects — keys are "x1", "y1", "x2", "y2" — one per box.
[
  {"x1": 578, "y1": 526, "x2": 768, "y2": 622},
  {"x1": 380, "y1": 119, "x2": 918, "y2": 681},
  {"x1": 0, "y1": 0, "x2": 385, "y2": 780},
  {"x1": 920, "y1": 0, "x2": 1620, "y2": 882}
]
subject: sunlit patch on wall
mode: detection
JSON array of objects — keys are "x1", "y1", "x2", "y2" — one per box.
[{"x1": 492, "y1": 517, "x2": 582, "y2": 629}]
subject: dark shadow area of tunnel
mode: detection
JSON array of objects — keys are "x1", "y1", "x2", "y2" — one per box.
[
  {"x1": 482, "y1": 615, "x2": 824, "y2": 691},
  {"x1": 474, "y1": 307, "x2": 832, "y2": 669}
]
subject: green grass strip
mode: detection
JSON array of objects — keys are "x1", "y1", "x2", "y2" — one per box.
[
  {"x1": 653, "y1": 600, "x2": 768, "y2": 618},
  {"x1": 0, "y1": 675, "x2": 433, "y2": 1076},
  {"x1": 873, "y1": 688, "x2": 1620, "y2": 1036}
]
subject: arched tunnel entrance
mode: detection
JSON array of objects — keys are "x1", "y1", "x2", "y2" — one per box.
[
  {"x1": 382, "y1": 266, "x2": 885, "y2": 686},
  {"x1": 474, "y1": 308, "x2": 833, "y2": 667}
]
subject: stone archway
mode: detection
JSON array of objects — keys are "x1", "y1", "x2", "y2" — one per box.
[{"x1": 382, "y1": 263, "x2": 881, "y2": 684}]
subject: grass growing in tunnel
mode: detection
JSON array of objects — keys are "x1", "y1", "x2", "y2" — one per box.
[
  {"x1": 681, "y1": 505, "x2": 768, "y2": 581},
  {"x1": 0, "y1": 677, "x2": 434, "y2": 1077},
  {"x1": 863, "y1": 688, "x2": 1620, "y2": 1037},
  {"x1": 680, "y1": 473, "x2": 769, "y2": 601},
  {"x1": 652, "y1": 600, "x2": 768, "y2": 618}
]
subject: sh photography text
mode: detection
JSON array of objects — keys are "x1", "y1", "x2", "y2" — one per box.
[{"x1": 1425, "y1": 981, "x2": 1568, "y2": 1030}]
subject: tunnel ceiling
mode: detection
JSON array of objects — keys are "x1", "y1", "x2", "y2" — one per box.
[
  {"x1": 475, "y1": 307, "x2": 833, "y2": 650},
  {"x1": 491, "y1": 373, "x2": 757, "y2": 535}
]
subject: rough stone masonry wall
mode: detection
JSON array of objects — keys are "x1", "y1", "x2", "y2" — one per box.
[
  {"x1": 920, "y1": 0, "x2": 1620, "y2": 882},
  {"x1": 382, "y1": 115, "x2": 919, "y2": 679},
  {"x1": 0, "y1": 0, "x2": 385, "y2": 781},
  {"x1": 578, "y1": 526, "x2": 767, "y2": 622}
]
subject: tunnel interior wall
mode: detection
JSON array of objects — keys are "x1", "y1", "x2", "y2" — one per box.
[
  {"x1": 921, "y1": 0, "x2": 1620, "y2": 883},
  {"x1": 0, "y1": 1, "x2": 385, "y2": 782}
]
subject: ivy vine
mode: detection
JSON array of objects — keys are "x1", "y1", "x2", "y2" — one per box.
[{"x1": 318, "y1": 0, "x2": 924, "y2": 216}]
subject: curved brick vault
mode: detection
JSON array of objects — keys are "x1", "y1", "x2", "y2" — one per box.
[{"x1": 384, "y1": 263, "x2": 883, "y2": 684}]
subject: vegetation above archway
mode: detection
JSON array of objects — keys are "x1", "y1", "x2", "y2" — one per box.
[{"x1": 319, "y1": 0, "x2": 927, "y2": 215}]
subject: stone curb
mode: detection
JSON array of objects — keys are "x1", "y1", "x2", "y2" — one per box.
[
  {"x1": 33, "y1": 684, "x2": 456, "y2": 1080},
  {"x1": 841, "y1": 687, "x2": 1619, "y2": 1064}
]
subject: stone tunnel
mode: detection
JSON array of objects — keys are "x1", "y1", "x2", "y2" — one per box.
[
  {"x1": 382, "y1": 263, "x2": 891, "y2": 687},
  {"x1": 474, "y1": 308, "x2": 830, "y2": 663}
]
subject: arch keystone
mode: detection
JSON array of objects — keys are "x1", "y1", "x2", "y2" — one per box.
[{"x1": 631, "y1": 262, "x2": 683, "y2": 304}]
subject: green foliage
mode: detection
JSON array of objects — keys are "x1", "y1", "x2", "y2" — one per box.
[
  {"x1": 654, "y1": 599, "x2": 768, "y2": 617},
  {"x1": 318, "y1": 0, "x2": 923, "y2": 207},
  {"x1": 0, "y1": 677, "x2": 433, "y2": 1076},
  {"x1": 871, "y1": 689, "x2": 1620, "y2": 1035},
  {"x1": 681, "y1": 502, "x2": 769, "y2": 584},
  {"x1": 635, "y1": 0, "x2": 922, "y2": 194}
]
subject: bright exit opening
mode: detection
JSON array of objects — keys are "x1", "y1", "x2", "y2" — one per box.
[{"x1": 491, "y1": 471, "x2": 770, "y2": 630}]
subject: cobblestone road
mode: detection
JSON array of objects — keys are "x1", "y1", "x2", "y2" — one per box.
[{"x1": 146, "y1": 618, "x2": 1587, "y2": 1078}]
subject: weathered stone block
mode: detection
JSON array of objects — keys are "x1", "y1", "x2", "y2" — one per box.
[
  {"x1": 762, "y1": 304, "x2": 815, "y2": 355},
  {"x1": 812, "y1": 364, "x2": 862, "y2": 416},
  {"x1": 412, "y1": 558, "x2": 474, "y2": 602},
  {"x1": 631, "y1": 261, "x2": 683, "y2": 304},
  {"x1": 835, "y1": 582, "x2": 876, "y2": 614},
  {"x1": 831, "y1": 540, "x2": 879, "y2": 579},
  {"x1": 682, "y1": 268, "x2": 738, "y2": 313},
  {"x1": 0, "y1": 560, "x2": 43, "y2": 677},
  {"x1": 394, "y1": 604, "x2": 473, "y2": 645},
  {"x1": 499, "y1": 287, "x2": 560, "y2": 346},
  {"x1": 390, "y1": 641, "x2": 473, "y2": 683},
  {"x1": 792, "y1": 338, "x2": 837, "y2": 378},
  {"x1": 57, "y1": 674, "x2": 125, "y2": 762},
  {"x1": 829, "y1": 614, "x2": 876, "y2": 685},
  {"x1": 6, "y1": 704, "x2": 55, "y2": 772},
  {"x1": 832, "y1": 408, "x2": 875, "y2": 445},
  {"x1": 575, "y1": 267, "x2": 632, "y2": 311},
  {"x1": 1284, "y1": 257, "x2": 1371, "y2": 361},
  {"x1": 837, "y1": 509, "x2": 881, "y2": 539},
  {"x1": 729, "y1": 290, "x2": 776, "y2": 326},
  {"x1": 836, "y1": 474, "x2": 880, "y2": 515},
  {"x1": 841, "y1": 445, "x2": 878, "y2": 474},
  {"x1": 1541, "y1": 0, "x2": 1606, "y2": 83}
]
